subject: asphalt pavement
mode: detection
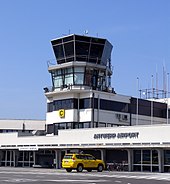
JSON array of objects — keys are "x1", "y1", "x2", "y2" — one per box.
[{"x1": 0, "y1": 167, "x2": 170, "y2": 184}]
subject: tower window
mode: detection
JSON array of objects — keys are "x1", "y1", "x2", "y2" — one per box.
[{"x1": 74, "y1": 67, "x2": 84, "y2": 85}]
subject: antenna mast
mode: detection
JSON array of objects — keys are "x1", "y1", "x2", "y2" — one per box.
[
  {"x1": 163, "y1": 64, "x2": 166, "y2": 98},
  {"x1": 156, "y1": 65, "x2": 159, "y2": 99}
]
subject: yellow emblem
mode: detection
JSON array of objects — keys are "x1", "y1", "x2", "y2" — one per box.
[{"x1": 59, "y1": 109, "x2": 65, "y2": 118}]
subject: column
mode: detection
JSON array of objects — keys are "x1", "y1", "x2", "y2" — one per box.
[
  {"x1": 127, "y1": 149, "x2": 133, "y2": 172},
  {"x1": 0, "y1": 151, "x2": 2, "y2": 166},
  {"x1": 33, "y1": 151, "x2": 36, "y2": 166},
  {"x1": 5, "y1": 151, "x2": 7, "y2": 166},
  {"x1": 10, "y1": 151, "x2": 12, "y2": 167},
  {"x1": 100, "y1": 149, "x2": 106, "y2": 163},
  {"x1": 14, "y1": 150, "x2": 19, "y2": 167},
  {"x1": 158, "y1": 149, "x2": 164, "y2": 173},
  {"x1": 55, "y1": 150, "x2": 62, "y2": 169},
  {"x1": 13, "y1": 151, "x2": 15, "y2": 167}
]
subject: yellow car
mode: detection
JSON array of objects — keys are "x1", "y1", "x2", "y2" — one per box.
[{"x1": 62, "y1": 153, "x2": 105, "y2": 172}]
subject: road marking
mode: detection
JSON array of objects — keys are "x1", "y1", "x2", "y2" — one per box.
[
  {"x1": 115, "y1": 180, "x2": 122, "y2": 183},
  {"x1": 2, "y1": 178, "x2": 106, "y2": 183},
  {"x1": 1, "y1": 170, "x2": 170, "y2": 182},
  {"x1": 3, "y1": 178, "x2": 38, "y2": 183},
  {"x1": 43, "y1": 179, "x2": 106, "y2": 183},
  {"x1": 86, "y1": 173, "x2": 170, "y2": 181}
]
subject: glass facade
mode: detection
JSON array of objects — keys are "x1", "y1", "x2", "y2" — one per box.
[
  {"x1": 47, "y1": 98, "x2": 78, "y2": 112},
  {"x1": 164, "y1": 150, "x2": 170, "y2": 172},
  {"x1": 130, "y1": 98, "x2": 167, "y2": 118},
  {"x1": 18, "y1": 151, "x2": 34, "y2": 167},
  {"x1": 47, "y1": 98, "x2": 98, "y2": 112},
  {"x1": 50, "y1": 66, "x2": 108, "y2": 90},
  {"x1": 47, "y1": 120, "x2": 121, "y2": 133},
  {"x1": 1, "y1": 150, "x2": 15, "y2": 166},
  {"x1": 0, "y1": 150, "x2": 34, "y2": 167},
  {"x1": 100, "y1": 99, "x2": 129, "y2": 112},
  {"x1": 133, "y1": 150, "x2": 159, "y2": 172},
  {"x1": 79, "y1": 98, "x2": 92, "y2": 109},
  {"x1": 47, "y1": 121, "x2": 93, "y2": 134}
]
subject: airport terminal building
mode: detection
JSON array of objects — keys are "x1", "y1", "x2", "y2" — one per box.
[{"x1": 0, "y1": 34, "x2": 170, "y2": 172}]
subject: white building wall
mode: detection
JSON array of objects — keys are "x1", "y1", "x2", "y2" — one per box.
[
  {"x1": 46, "y1": 110, "x2": 77, "y2": 125},
  {"x1": 97, "y1": 110, "x2": 130, "y2": 125},
  {"x1": 46, "y1": 109, "x2": 131, "y2": 126},
  {"x1": 79, "y1": 109, "x2": 92, "y2": 122},
  {"x1": 0, "y1": 124, "x2": 170, "y2": 149}
]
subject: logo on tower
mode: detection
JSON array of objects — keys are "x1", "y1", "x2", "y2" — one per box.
[{"x1": 59, "y1": 109, "x2": 65, "y2": 118}]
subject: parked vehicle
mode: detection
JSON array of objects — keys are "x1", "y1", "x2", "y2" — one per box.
[{"x1": 62, "y1": 153, "x2": 105, "y2": 172}]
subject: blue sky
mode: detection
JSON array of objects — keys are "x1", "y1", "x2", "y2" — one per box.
[{"x1": 0, "y1": 0, "x2": 169, "y2": 119}]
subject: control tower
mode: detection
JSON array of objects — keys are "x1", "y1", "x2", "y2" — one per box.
[{"x1": 44, "y1": 34, "x2": 120, "y2": 134}]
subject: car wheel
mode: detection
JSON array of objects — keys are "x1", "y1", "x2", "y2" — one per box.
[
  {"x1": 97, "y1": 164, "x2": 103, "y2": 172},
  {"x1": 66, "y1": 168, "x2": 72, "y2": 172},
  {"x1": 87, "y1": 169, "x2": 92, "y2": 172},
  {"x1": 77, "y1": 164, "x2": 83, "y2": 172}
]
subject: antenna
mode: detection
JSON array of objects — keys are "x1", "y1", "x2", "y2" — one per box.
[
  {"x1": 156, "y1": 64, "x2": 159, "y2": 99},
  {"x1": 139, "y1": 63, "x2": 169, "y2": 100},
  {"x1": 163, "y1": 63, "x2": 166, "y2": 97},
  {"x1": 151, "y1": 74, "x2": 154, "y2": 98},
  {"x1": 167, "y1": 73, "x2": 169, "y2": 124}
]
